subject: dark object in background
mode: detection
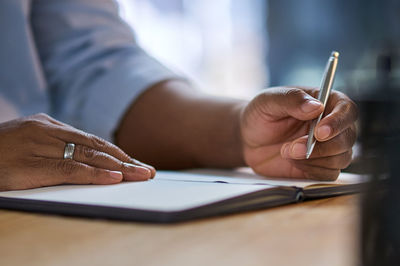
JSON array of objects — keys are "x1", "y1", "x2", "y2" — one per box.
[{"x1": 358, "y1": 53, "x2": 400, "y2": 265}]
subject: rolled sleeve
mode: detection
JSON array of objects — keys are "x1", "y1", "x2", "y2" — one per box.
[
  {"x1": 81, "y1": 48, "x2": 175, "y2": 141},
  {"x1": 31, "y1": 0, "x2": 179, "y2": 141}
]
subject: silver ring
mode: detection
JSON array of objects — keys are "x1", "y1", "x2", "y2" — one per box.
[{"x1": 63, "y1": 143, "x2": 75, "y2": 160}]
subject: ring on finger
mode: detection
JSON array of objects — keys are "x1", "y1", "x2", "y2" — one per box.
[{"x1": 64, "y1": 143, "x2": 76, "y2": 160}]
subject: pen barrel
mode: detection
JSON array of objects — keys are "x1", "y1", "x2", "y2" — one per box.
[
  {"x1": 306, "y1": 52, "x2": 339, "y2": 159},
  {"x1": 317, "y1": 55, "x2": 338, "y2": 104}
]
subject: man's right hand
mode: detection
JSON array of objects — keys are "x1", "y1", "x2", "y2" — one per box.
[{"x1": 0, "y1": 113, "x2": 155, "y2": 191}]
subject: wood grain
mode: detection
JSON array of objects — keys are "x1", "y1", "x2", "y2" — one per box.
[{"x1": 0, "y1": 195, "x2": 360, "y2": 266}]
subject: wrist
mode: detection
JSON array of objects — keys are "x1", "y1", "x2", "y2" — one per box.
[{"x1": 232, "y1": 101, "x2": 247, "y2": 167}]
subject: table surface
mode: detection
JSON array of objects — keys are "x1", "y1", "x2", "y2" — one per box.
[{"x1": 0, "y1": 194, "x2": 360, "y2": 266}]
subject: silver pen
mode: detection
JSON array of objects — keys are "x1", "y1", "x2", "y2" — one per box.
[{"x1": 305, "y1": 51, "x2": 339, "y2": 159}]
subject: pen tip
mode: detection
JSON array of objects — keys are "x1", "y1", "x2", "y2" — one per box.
[
  {"x1": 306, "y1": 152, "x2": 311, "y2": 159},
  {"x1": 331, "y1": 51, "x2": 339, "y2": 58}
]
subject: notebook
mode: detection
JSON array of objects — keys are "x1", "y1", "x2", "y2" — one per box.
[{"x1": 0, "y1": 168, "x2": 367, "y2": 223}]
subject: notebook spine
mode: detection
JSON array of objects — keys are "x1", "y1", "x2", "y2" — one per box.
[{"x1": 295, "y1": 188, "x2": 305, "y2": 202}]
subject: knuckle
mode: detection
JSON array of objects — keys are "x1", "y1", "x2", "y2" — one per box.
[
  {"x1": 338, "y1": 98, "x2": 359, "y2": 123},
  {"x1": 338, "y1": 127, "x2": 357, "y2": 149},
  {"x1": 22, "y1": 119, "x2": 41, "y2": 129},
  {"x1": 312, "y1": 144, "x2": 324, "y2": 158},
  {"x1": 90, "y1": 135, "x2": 107, "y2": 149},
  {"x1": 284, "y1": 88, "x2": 303, "y2": 97},
  {"x1": 328, "y1": 101, "x2": 358, "y2": 135},
  {"x1": 109, "y1": 142, "x2": 127, "y2": 156},
  {"x1": 251, "y1": 94, "x2": 269, "y2": 117},
  {"x1": 21, "y1": 118, "x2": 51, "y2": 133},
  {"x1": 124, "y1": 162, "x2": 137, "y2": 173},
  {"x1": 90, "y1": 167, "x2": 103, "y2": 181},
  {"x1": 281, "y1": 88, "x2": 309, "y2": 113},
  {"x1": 284, "y1": 88, "x2": 305, "y2": 102},
  {"x1": 120, "y1": 161, "x2": 127, "y2": 171},
  {"x1": 347, "y1": 126, "x2": 357, "y2": 146},
  {"x1": 120, "y1": 150, "x2": 132, "y2": 162},
  {"x1": 331, "y1": 113, "x2": 346, "y2": 133},
  {"x1": 325, "y1": 172, "x2": 340, "y2": 181},
  {"x1": 56, "y1": 160, "x2": 77, "y2": 176},
  {"x1": 81, "y1": 146, "x2": 97, "y2": 160},
  {"x1": 303, "y1": 171, "x2": 321, "y2": 181},
  {"x1": 321, "y1": 170, "x2": 339, "y2": 181},
  {"x1": 304, "y1": 168, "x2": 339, "y2": 181},
  {"x1": 341, "y1": 150, "x2": 353, "y2": 169},
  {"x1": 89, "y1": 134, "x2": 129, "y2": 161},
  {"x1": 35, "y1": 113, "x2": 51, "y2": 120},
  {"x1": 346, "y1": 99, "x2": 359, "y2": 121}
]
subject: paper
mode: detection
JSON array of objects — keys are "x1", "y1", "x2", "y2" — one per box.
[
  {"x1": 159, "y1": 168, "x2": 367, "y2": 188},
  {"x1": 0, "y1": 173, "x2": 273, "y2": 212},
  {"x1": 0, "y1": 169, "x2": 366, "y2": 213}
]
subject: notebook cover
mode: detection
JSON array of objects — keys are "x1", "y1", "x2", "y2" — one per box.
[{"x1": 0, "y1": 186, "x2": 299, "y2": 223}]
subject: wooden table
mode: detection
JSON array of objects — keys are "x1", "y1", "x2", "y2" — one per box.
[{"x1": 0, "y1": 195, "x2": 360, "y2": 266}]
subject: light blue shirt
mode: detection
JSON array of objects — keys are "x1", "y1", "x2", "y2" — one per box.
[{"x1": 0, "y1": 0, "x2": 175, "y2": 141}]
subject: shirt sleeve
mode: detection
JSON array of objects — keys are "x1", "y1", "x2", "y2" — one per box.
[{"x1": 31, "y1": 0, "x2": 179, "y2": 142}]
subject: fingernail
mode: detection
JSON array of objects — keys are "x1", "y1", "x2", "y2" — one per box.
[
  {"x1": 109, "y1": 171, "x2": 123, "y2": 180},
  {"x1": 130, "y1": 159, "x2": 156, "y2": 178},
  {"x1": 281, "y1": 143, "x2": 290, "y2": 158},
  {"x1": 290, "y1": 143, "x2": 307, "y2": 158},
  {"x1": 301, "y1": 100, "x2": 322, "y2": 113},
  {"x1": 135, "y1": 166, "x2": 152, "y2": 179},
  {"x1": 124, "y1": 163, "x2": 152, "y2": 179},
  {"x1": 317, "y1": 125, "x2": 331, "y2": 140},
  {"x1": 138, "y1": 163, "x2": 156, "y2": 178}
]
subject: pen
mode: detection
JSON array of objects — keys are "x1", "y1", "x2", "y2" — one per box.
[{"x1": 305, "y1": 51, "x2": 339, "y2": 159}]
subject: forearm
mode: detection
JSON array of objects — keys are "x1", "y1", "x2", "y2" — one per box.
[{"x1": 115, "y1": 80, "x2": 246, "y2": 169}]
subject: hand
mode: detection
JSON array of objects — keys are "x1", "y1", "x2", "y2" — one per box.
[
  {"x1": 0, "y1": 113, "x2": 155, "y2": 191},
  {"x1": 240, "y1": 87, "x2": 358, "y2": 180}
]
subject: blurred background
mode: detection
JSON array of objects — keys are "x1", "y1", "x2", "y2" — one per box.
[
  {"x1": 117, "y1": 0, "x2": 400, "y2": 99},
  {"x1": 116, "y1": 3, "x2": 400, "y2": 262},
  {"x1": 117, "y1": 0, "x2": 267, "y2": 99}
]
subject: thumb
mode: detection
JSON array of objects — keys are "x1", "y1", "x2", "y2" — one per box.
[{"x1": 256, "y1": 87, "x2": 324, "y2": 121}]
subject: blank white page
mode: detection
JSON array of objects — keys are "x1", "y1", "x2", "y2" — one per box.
[
  {"x1": 0, "y1": 172, "x2": 273, "y2": 212},
  {"x1": 158, "y1": 169, "x2": 367, "y2": 188}
]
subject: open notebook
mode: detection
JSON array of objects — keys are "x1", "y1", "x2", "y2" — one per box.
[{"x1": 0, "y1": 169, "x2": 367, "y2": 223}]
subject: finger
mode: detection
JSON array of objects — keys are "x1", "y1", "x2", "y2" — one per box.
[
  {"x1": 48, "y1": 126, "x2": 156, "y2": 176},
  {"x1": 53, "y1": 127, "x2": 131, "y2": 162},
  {"x1": 28, "y1": 120, "x2": 156, "y2": 180},
  {"x1": 290, "y1": 161, "x2": 341, "y2": 181},
  {"x1": 73, "y1": 145, "x2": 152, "y2": 181},
  {"x1": 281, "y1": 125, "x2": 356, "y2": 159},
  {"x1": 130, "y1": 158, "x2": 156, "y2": 178},
  {"x1": 292, "y1": 150, "x2": 353, "y2": 170},
  {"x1": 32, "y1": 116, "x2": 156, "y2": 177},
  {"x1": 314, "y1": 92, "x2": 358, "y2": 141},
  {"x1": 256, "y1": 87, "x2": 324, "y2": 121},
  {"x1": 310, "y1": 125, "x2": 357, "y2": 158},
  {"x1": 37, "y1": 158, "x2": 124, "y2": 185},
  {"x1": 34, "y1": 143, "x2": 152, "y2": 181}
]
